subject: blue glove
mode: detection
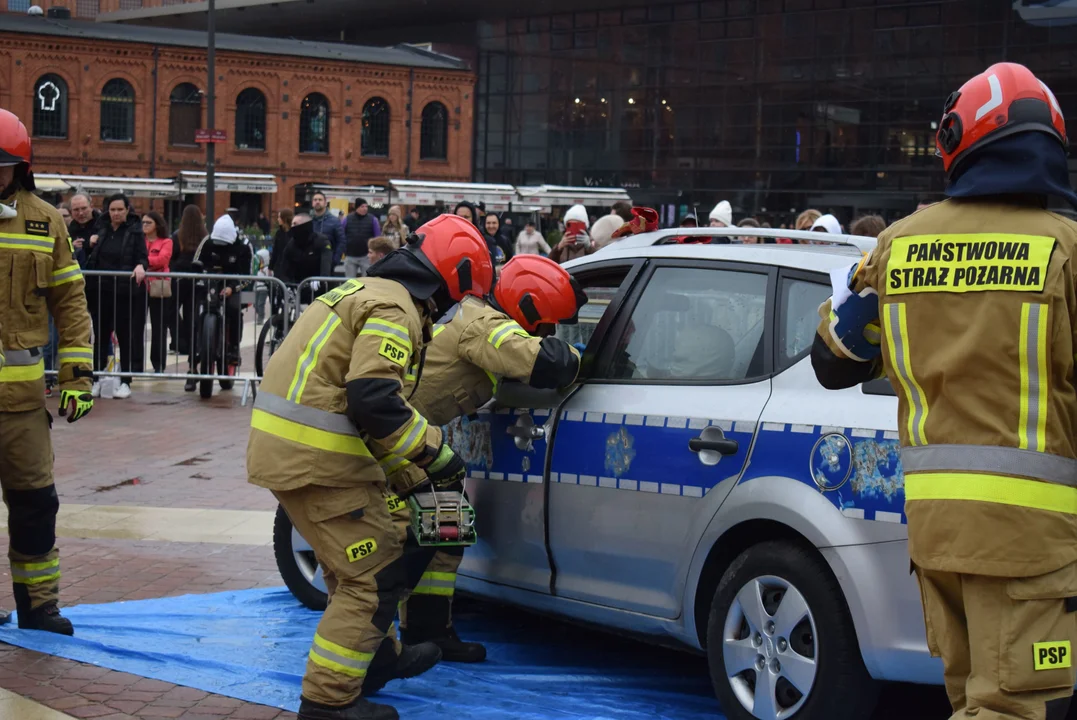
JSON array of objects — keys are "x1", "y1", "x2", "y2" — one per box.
[
  {"x1": 829, "y1": 289, "x2": 881, "y2": 362},
  {"x1": 573, "y1": 342, "x2": 587, "y2": 353}
]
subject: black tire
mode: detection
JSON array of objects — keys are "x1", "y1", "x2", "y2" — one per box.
[
  {"x1": 273, "y1": 504, "x2": 328, "y2": 611},
  {"x1": 707, "y1": 540, "x2": 879, "y2": 720},
  {"x1": 199, "y1": 313, "x2": 217, "y2": 399},
  {"x1": 255, "y1": 313, "x2": 282, "y2": 378}
]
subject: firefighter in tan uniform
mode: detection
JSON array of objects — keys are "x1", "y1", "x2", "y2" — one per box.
[
  {"x1": 379, "y1": 255, "x2": 585, "y2": 664},
  {"x1": 813, "y1": 64, "x2": 1077, "y2": 719},
  {"x1": 0, "y1": 110, "x2": 94, "y2": 636},
  {"x1": 248, "y1": 215, "x2": 494, "y2": 720}
]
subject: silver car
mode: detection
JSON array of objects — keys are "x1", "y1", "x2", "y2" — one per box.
[{"x1": 274, "y1": 227, "x2": 939, "y2": 720}]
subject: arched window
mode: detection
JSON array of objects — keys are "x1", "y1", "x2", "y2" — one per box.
[
  {"x1": 235, "y1": 88, "x2": 267, "y2": 150},
  {"x1": 169, "y1": 82, "x2": 202, "y2": 146},
  {"x1": 100, "y1": 78, "x2": 135, "y2": 142},
  {"x1": 33, "y1": 74, "x2": 68, "y2": 139},
  {"x1": 361, "y1": 97, "x2": 390, "y2": 157},
  {"x1": 419, "y1": 102, "x2": 448, "y2": 160},
  {"x1": 299, "y1": 93, "x2": 330, "y2": 154}
]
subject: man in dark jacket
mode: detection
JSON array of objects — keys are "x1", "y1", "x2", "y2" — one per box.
[
  {"x1": 278, "y1": 212, "x2": 333, "y2": 305},
  {"x1": 342, "y1": 196, "x2": 380, "y2": 279},
  {"x1": 309, "y1": 191, "x2": 344, "y2": 263},
  {"x1": 67, "y1": 192, "x2": 97, "y2": 268}
]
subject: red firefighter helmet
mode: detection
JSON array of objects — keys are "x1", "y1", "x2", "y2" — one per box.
[
  {"x1": 493, "y1": 255, "x2": 587, "y2": 333},
  {"x1": 936, "y1": 62, "x2": 1067, "y2": 178},
  {"x1": 409, "y1": 214, "x2": 494, "y2": 302},
  {"x1": 0, "y1": 109, "x2": 34, "y2": 190}
]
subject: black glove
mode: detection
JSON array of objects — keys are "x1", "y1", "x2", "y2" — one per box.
[{"x1": 426, "y1": 444, "x2": 466, "y2": 489}]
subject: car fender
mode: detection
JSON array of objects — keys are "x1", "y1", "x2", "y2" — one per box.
[{"x1": 681, "y1": 474, "x2": 907, "y2": 651}]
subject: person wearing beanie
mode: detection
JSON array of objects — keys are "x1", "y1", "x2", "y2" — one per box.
[
  {"x1": 810, "y1": 62, "x2": 1077, "y2": 719},
  {"x1": 809, "y1": 213, "x2": 843, "y2": 235},
  {"x1": 709, "y1": 200, "x2": 733, "y2": 228},
  {"x1": 191, "y1": 213, "x2": 253, "y2": 381},
  {"x1": 549, "y1": 204, "x2": 596, "y2": 264},
  {"x1": 342, "y1": 197, "x2": 381, "y2": 278}
]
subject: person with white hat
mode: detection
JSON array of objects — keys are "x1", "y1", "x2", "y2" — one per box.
[
  {"x1": 549, "y1": 204, "x2": 596, "y2": 264},
  {"x1": 709, "y1": 200, "x2": 733, "y2": 228},
  {"x1": 809, "y1": 213, "x2": 843, "y2": 234}
]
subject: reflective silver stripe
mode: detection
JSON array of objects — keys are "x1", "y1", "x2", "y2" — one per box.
[
  {"x1": 309, "y1": 642, "x2": 371, "y2": 676},
  {"x1": 255, "y1": 391, "x2": 360, "y2": 437},
  {"x1": 1021, "y1": 303, "x2": 1048, "y2": 452},
  {"x1": 3, "y1": 349, "x2": 38, "y2": 366},
  {"x1": 900, "y1": 445, "x2": 1077, "y2": 488},
  {"x1": 391, "y1": 413, "x2": 427, "y2": 455},
  {"x1": 363, "y1": 319, "x2": 412, "y2": 346},
  {"x1": 0, "y1": 235, "x2": 54, "y2": 252},
  {"x1": 50, "y1": 265, "x2": 82, "y2": 285},
  {"x1": 11, "y1": 564, "x2": 60, "y2": 582},
  {"x1": 490, "y1": 323, "x2": 521, "y2": 348}
]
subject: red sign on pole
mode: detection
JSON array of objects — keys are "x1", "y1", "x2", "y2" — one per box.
[{"x1": 194, "y1": 129, "x2": 227, "y2": 143}]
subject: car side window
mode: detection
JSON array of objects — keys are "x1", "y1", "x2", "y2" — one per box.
[
  {"x1": 778, "y1": 277, "x2": 831, "y2": 371},
  {"x1": 555, "y1": 269, "x2": 630, "y2": 350},
  {"x1": 605, "y1": 266, "x2": 769, "y2": 382}
]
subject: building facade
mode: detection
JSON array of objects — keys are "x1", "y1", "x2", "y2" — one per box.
[
  {"x1": 0, "y1": 13, "x2": 474, "y2": 222},
  {"x1": 32, "y1": 0, "x2": 1077, "y2": 226}
]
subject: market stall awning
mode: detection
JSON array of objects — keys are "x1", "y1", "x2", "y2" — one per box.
[
  {"x1": 180, "y1": 172, "x2": 278, "y2": 194},
  {"x1": 389, "y1": 179, "x2": 517, "y2": 212},
  {"x1": 301, "y1": 184, "x2": 390, "y2": 206},
  {"x1": 31, "y1": 174, "x2": 72, "y2": 193},
  {"x1": 515, "y1": 185, "x2": 632, "y2": 213},
  {"x1": 53, "y1": 174, "x2": 180, "y2": 198}
]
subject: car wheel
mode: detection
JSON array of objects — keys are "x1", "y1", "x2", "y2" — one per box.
[
  {"x1": 707, "y1": 540, "x2": 878, "y2": 720},
  {"x1": 272, "y1": 504, "x2": 328, "y2": 611}
]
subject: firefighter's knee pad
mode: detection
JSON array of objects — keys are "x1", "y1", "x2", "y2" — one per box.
[
  {"x1": 372, "y1": 558, "x2": 407, "y2": 634},
  {"x1": 6, "y1": 485, "x2": 58, "y2": 556}
]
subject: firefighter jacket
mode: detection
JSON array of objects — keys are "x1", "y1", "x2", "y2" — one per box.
[
  {"x1": 0, "y1": 188, "x2": 92, "y2": 411},
  {"x1": 815, "y1": 197, "x2": 1077, "y2": 578},
  {"x1": 247, "y1": 278, "x2": 443, "y2": 491},
  {"x1": 379, "y1": 295, "x2": 580, "y2": 492}
]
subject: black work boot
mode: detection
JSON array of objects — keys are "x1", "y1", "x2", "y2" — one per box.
[
  {"x1": 401, "y1": 624, "x2": 485, "y2": 664},
  {"x1": 297, "y1": 697, "x2": 399, "y2": 720},
  {"x1": 17, "y1": 601, "x2": 73, "y2": 636},
  {"x1": 363, "y1": 639, "x2": 442, "y2": 695}
]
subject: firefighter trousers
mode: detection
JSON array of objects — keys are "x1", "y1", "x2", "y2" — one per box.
[
  {"x1": 275, "y1": 483, "x2": 406, "y2": 706},
  {"x1": 0, "y1": 409, "x2": 61, "y2": 613},
  {"x1": 914, "y1": 563, "x2": 1077, "y2": 720},
  {"x1": 399, "y1": 548, "x2": 464, "y2": 636}
]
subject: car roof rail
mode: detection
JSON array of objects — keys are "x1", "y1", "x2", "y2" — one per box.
[{"x1": 603, "y1": 227, "x2": 877, "y2": 254}]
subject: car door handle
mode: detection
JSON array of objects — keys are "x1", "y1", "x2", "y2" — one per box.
[
  {"x1": 689, "y1": 437, "x2": 739, "y2": 455},
  {"x1": 507, "y1": 425, "x2": 545, "y2": 440}
]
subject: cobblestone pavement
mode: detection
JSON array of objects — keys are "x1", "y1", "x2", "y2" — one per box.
[{"x1": 0, "y1": 383, "x2": 957, "y2": 719}]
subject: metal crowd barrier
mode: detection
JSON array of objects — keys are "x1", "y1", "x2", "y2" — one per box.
[{"x1": 43, "y1": 270, "x2": 292, "y2": 405}]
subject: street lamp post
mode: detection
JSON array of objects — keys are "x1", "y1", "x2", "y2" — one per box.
[{"x1": 206, "y1": 0, "x2": 216, "y2": 222}]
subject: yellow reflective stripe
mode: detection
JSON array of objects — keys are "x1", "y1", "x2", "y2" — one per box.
[
  {"x1": 379, "y1": 454, "x2": 409, "y2": 474},
  {"x1": 432, "y1": 324, "x2": 446, "y2": 338},
  {"x1": 0, "y1": 233, "x2": 54, "y2": 252},
  {"x1": 58, "y1": 346, "x2": 93, "y2": 364},
  {"x1": 286, "y1": 314, "x2": 341, "y2": 403},
  {"x1": 1019, "y1": 303, "x2": 1049, "y2": 452},
  {"x1": 906, "y1": 473, "x2": 1077, "y2": 515},
  {"x1": 488, "y1": 320, "x2": 528, "y2": 349},
  {"x1": 11, "y1": 558, "x2": 60, "y2": 585},
  {"x1": 251, "y1": 409, "x2": 372, "y2": 457},
  {"x1": 308, "y1": 634, "x2": 373, "y2": 678},
  {"x1": 389, "y1": 411, "x2": 428, "y2": 457},
  {"x1": 0, "y1": 359, "x2": 44, "y2": 382},
  {"x1": 883, "y1": 303, "x2": 928, "y2": 446},
  {"x1": 484, "y1": 369, "x2": 499, "y2": 392},
  {"x1": 50, "y1": 264, "x2": 82, "y2": 286},
  {"x1": 413, "y1": 571, "x2": 456, "y2": 596},
  {"x1": 361, "y1": 319, "x2": 412, "y2": 349}
]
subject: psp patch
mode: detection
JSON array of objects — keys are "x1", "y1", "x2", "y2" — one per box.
[
  {"x1": 345, "y1": 537, "x2": 378, "y2": 563},
  {"x1": 379, "y1": 338, "x2": 409, "y2": 367},
  {"x1": 24, "y1": 220, "x2": 50, "y2": 237},
  {"x1": 886, "y1": 233, "x2": 1055, "y2": 295},
  {"x1": 386, "y1": 494, "x2": 407, "y2": 513},
  {"x1": 1033, "y1": 640, "x2": 1072, "y2": 671}
]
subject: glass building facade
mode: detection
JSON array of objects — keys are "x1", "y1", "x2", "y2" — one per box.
[{"x1": 474, "y1": 0, "x2": 1077, "y2": 223}]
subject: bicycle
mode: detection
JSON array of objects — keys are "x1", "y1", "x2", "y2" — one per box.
[
  {"x1": 193, "y1": 268, "x2": 248, "y2": 399},
  {"x1": 255, "y1": 284, "x2": 297, "y2": 377}
]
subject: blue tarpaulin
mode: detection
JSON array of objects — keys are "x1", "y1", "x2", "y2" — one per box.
[{"x1": 0, "y1": 588, "x2": 722, "y2": 719}]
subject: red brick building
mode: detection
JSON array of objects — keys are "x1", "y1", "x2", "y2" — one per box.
[{"x1": 0, "y1": 12, "x2": 475, "y2": 222}]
